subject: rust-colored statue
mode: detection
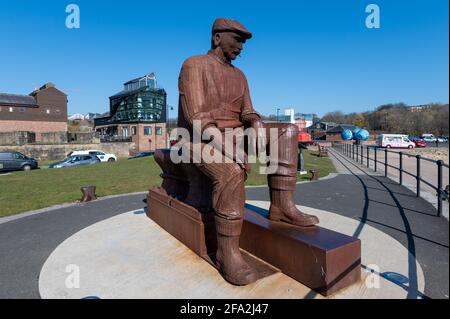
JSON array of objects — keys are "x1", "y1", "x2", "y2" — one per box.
[{"x1": 174, "y1": 18, "x2": 319, "y2": 285}]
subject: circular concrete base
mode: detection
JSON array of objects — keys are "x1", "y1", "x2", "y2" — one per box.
[{"x1": 39, "y1": 202, "x2": 425, "y2": 299}]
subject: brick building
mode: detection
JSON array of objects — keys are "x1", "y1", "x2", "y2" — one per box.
[
  {"x1": 94, "y1": 73, "x2": 168, "y2": 152},
  {"x1": 0, "y1": 83, "x2": 68, "y2": 141}
]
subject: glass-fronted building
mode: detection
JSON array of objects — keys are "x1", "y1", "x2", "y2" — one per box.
[
  {"x1": 94, "y1": 73, "x2": 168, "y2": 152},
  {"x1": 109, "y1": 73, "x2": 166, "y2": 123}
]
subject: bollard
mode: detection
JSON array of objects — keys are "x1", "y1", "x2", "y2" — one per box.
[
  {"x1": 309, "y1": 169, "x2": 319, "y2": 181},
  {"x1": 80, "y1": 185, "x2": 97, "y2": 202}
]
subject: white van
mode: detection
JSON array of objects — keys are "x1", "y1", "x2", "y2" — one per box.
[{"x1": 378, "y1": 134, "x2": 415, "y2": 149}]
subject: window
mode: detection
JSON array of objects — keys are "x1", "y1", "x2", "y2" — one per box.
[
  {"x1": 131, "y1": 126, "x2": 137, "y2": 135},
  {"x1": 156, "y1": 127, "x2": 162, "y2": 135},
  {"x1": 46, "y1": 109, "x2": 50, "y2": 114},
  {"x1": 122, "y1": 127, "x2": 129, "y2": 137},
  {"x1": 19, "y1": 108, "x2": 26, "y2": 113},
  {"x1": 13, "y1": 153, "x2": 26, "y2": 160},
  {"x1": 9, "y1": 107, "x2": 13, "y2": 112},
  {"x1": 144, "y1": 126, "x2": 152, "y2": 135}
]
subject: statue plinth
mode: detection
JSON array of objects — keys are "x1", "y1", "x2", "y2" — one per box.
[{"x1": 147, "y1": 187, "x2": 361, "y2": 296}]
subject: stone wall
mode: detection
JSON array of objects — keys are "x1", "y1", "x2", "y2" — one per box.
[
  {"x1": 40, "y1": 132, "x2": 67, "y2": 144},
  {"x1": 0, "y1": 142, "x2": 134, "y2": 161},
  {"x1": 0, "y1": 120, "x2": 67, "y2": 141},
  {"x1": 67, "y1": 132, "x2": 99, "y2": 144},
  {"x1": 0, "y1": 131, "x2": 36, "y2": 145}
]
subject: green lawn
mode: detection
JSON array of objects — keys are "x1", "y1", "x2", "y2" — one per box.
[
  {"x1": 0, "y1": 150, "x2": 335, "y2": 218},
  {"x1": 245, "y1": 149, "x2": 336, "y2": 185}
]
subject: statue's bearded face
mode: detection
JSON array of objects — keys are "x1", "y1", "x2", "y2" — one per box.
[{"x1": 215, "y1": 32, "x2": 246, "y2": 61}]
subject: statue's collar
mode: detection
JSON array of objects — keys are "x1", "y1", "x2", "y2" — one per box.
[{"x1": 207, "y1": 50, "x2": 233, "y2": 66}]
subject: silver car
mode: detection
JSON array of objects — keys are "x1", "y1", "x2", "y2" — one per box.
[{"x1": 49, "y1": 155, "x2": 100, "y2": 168}]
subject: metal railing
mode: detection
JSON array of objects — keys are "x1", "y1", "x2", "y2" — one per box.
[{"x1": 334, "y1": 143, "x2": 449, "y2": 217}]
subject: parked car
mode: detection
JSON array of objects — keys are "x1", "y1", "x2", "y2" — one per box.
[
  {"x1": 0, "y1": 151, "x2": 38, "y2": 172},
  {"x1": 377, "y1": 134, "x2": 415, "y2": 149},
  {"x1": 437, "y1": 136, "x2": 448, "y2": 143},
  {"x1": 409, "y1": 137, "x2": 427, "y2": 148},
  {"x1": 68, "y1": 150, "x2": 117, "y2": 162},
  {"x1": 49, "y1": 155, "x2": 100, "y2": 168},
  {"x1": 128, "y1": 151, "x2": 155, "y2": 160},
  {"x1": 421, "y1": 134, "x2": 437, "y2": 143}
]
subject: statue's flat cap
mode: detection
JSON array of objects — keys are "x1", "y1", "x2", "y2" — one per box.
[{"x1": 212, "y1": 18, "x2": 252, "y2": 39}]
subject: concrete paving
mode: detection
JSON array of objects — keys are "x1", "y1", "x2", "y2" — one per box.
[
  {"x1": 0, "y1": 193, "x2": 147, "y2": 299},
  {"x1": 39, "y1": 206, "x2": 420, "y2": 299}
]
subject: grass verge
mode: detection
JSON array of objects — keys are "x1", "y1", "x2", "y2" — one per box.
[{"x1": 0, "y1": 150, "x2": 335, "y2": 218}]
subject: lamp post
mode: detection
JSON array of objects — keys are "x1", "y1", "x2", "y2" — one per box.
[{"x1": 166, "y1": 104, "x2": 175, "y2": 148}]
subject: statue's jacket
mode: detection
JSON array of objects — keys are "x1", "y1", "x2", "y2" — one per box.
[{"x1": 177, "y1": 50, "x2": 261, "y2": 168}]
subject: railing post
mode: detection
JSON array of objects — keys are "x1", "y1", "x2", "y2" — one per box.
[
  {"x1": 416, "y1": 155, "x2": 421, "y2": 197},
  {"x1": 352, "y1": 144, "x2": 355, "y2": 160},
  {"x1": 399, "y1": 152, "x2": 403, "y2": 185},
  {"x1": 437, "y1": 160, "x2": 443, "y2": 217},
  {"x1": 374, "y1": 148, "x2": 378, "y2": 172},
  {"x1": 385, "y1": 149, "x2": 388, "y2": 177},
  {"x1": 356, "y1": 144, "x2": 359, "y2": 162},
  {"x1": 367, "y1": 147, "x2": 370, "y2": 168},
  {"x1": 360, "y1": 145, "x2": 363, "y2": 164}
]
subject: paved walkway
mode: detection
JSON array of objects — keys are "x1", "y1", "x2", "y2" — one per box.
[
  {"x1": 0, "y1": 151, "x2": 448, "y2": 299},
  {"x1": 342, "y1": 146, "x2": 449, "y2": 218},
  {"x1": 246, "y1": 149, "x2": 449, "y2": 299},
  {"x1": 0, "y1": 194, "x2": 147, "y2": 298}
]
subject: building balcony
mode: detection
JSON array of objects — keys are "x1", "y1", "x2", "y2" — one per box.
[{"x1": 99, "y1": 135, "x2": 132, "y2": 143}]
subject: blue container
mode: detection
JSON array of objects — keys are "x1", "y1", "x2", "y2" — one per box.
[
  {"x1": 355, "y1": 129, "x2": 370, "y2": 141},
  {"x1": 341, "y1": 129, "x2": 353, "y2": 141}
]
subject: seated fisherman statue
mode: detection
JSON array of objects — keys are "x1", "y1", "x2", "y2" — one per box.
[{"x1": 175, "y1": 18, "x2": 320, "y2": 285}]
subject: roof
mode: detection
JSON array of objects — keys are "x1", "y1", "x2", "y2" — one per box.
[
  {"x1": 326, "y1": 124, "x2": 356, "y2": 133},
  {"x1": 30, "y1": 82, "x2": 67, "y2": 97},
  {"x1": 109, "y1": 86, "x2": 166, "y2": 100},
  {"x1": 0, "y1": 93, "x2": 37, "y2": 107},
  {"x1": 123, "y1": 73, "x2": 155, "y2": 85}
]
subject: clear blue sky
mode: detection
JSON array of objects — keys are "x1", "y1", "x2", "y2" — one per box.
[{"x1": 0, "y1": 0, "x2": 448, "y2": 117}]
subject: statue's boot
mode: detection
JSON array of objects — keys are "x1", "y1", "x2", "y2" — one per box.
[
  {"x1": 214, "y1": 216, "x2": 258, "y2": 285},
  {"x1": 268, "y1": 175, "x2": 319, "y2": 227}
]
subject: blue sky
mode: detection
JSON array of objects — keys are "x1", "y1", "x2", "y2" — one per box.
[{"x1": 0, "y1": 0, "x2": 448, "y2": 117}]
